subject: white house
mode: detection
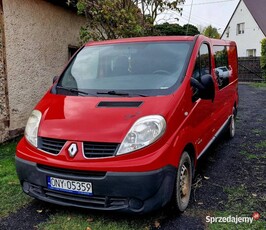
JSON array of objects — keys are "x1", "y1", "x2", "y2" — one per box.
[{"x1": 221, "y1": 0, "x2": 266, "y2": 57}]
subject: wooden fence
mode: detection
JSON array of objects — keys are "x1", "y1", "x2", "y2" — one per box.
[{"x1": 238, "y1": 57, "x2": 263, "y2": 82}]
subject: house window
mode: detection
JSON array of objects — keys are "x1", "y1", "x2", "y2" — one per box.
[
  {"x1": 246, "y1": 49, "x2": 256, "y2": 57},
  {"x1": 236, "y1": 23, "x2": 245, "y2": 35},
  {"x1": 68, "y1": 45, "x2": 79, "y2": 59}
]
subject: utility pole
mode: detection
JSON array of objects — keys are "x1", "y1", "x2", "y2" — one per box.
[
  {"x1": 141, "y1": 0, "x2": 145, "y2": 27},
  {"x1": 186, "y1": 0, "x2": 193, "y2": 35}
]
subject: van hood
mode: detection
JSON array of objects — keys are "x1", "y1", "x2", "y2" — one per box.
[{"x1": 36, "y1": 93, "x2": 174, "y2": 143}]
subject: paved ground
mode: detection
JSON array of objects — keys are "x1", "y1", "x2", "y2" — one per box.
[{"x1": 0, "y1": 83, "x2": 265, "y2": 230}]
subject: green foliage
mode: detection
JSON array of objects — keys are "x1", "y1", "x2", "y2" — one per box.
[
  {"x1": 203, "y1": 25, "x2": 220, "y2": 39},
  {"x1": 154, "y1": 23, "x2": 200, "y2": 36},
  {"x1": 250, "y1": 82, "x2": 266, "y2": 88},
  {"x1": 76, "y1": 1, "x2": 85, "y2": 14},
  {"x1": 76, "y1": 0, "x2": 144, "y2": 41},
  {"x1": 260, "y1": 38, "x2": 266, "y2": 80},
  {"x1": 154, "y1": 23, "x2": 184, "y2": 35},
  {"x1": 183, "y1": 24, "x2": 200, "y2": 36},
  {"x1": 74, "y1": 0, "x2": 186, "y2": 42}
]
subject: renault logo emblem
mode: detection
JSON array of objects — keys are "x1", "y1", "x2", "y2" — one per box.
[{"x1": 68, "y1": 143, "x2": 78, "y2": 158}]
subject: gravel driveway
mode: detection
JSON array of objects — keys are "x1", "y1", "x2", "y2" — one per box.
[{"x1": 160, "y1": 83, "x2": 266, "y2": 229}]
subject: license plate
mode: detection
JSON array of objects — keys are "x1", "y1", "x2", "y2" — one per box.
[{"x1": 47, "y1": 176, "x2": 92, "y2": 196}]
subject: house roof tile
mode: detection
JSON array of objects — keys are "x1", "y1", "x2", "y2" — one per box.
[{"x1": 243, "y1": 0, "x2": 266, "y2": 36}]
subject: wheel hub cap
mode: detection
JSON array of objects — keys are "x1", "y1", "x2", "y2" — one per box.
[{"x1": 180, "y1": 165, "x2": 189, "y2": 197}]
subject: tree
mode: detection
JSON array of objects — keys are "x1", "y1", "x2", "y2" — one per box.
[
  {"x1": 154, "y1": 23, "x2": 184, "y2": 35},
  {"x1": 136, "y1": 0, "x2": 185, "y2": 25},
  {"x1": 70, "y1": 0, "x2": 186, "y2": 42},
  {"x1": 154, "y1": 23, "x2": 200, "y2": 36},
  {"x1": 183, "y1": 24, "x2": 200, "y2": 36},
  {"x1": 261, "y1": 38, "x2": 266, "y2": 81},
  {"x1": 76, "y1": 0, "x2": 144, "y2": 41},
  {"x1": 203, "y1": 25, "x2": 220, "y2": 39}
]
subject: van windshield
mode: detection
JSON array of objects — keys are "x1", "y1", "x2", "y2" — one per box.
[{"x1": 57, "y1": 41, "x2": 192, "y2": 96}]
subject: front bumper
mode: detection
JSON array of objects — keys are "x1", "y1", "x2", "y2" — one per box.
[{"x1": 16, "y1": 157, "x2": 176, "y2": 213}]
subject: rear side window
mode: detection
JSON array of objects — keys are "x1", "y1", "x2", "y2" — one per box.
[
  {"x1": 214, "y1": 46, "x2": 229, "y2": 67},
  {"x1": 214, "y1": 46, "x2": 232, "y2": 89}
]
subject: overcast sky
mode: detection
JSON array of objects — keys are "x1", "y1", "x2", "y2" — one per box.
[{"x1": 156, "y1": 0, "x2": 240, "y2": 32}]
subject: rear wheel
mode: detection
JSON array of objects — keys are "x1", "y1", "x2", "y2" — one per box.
[
  {"x1": 228, "y1": 107, "x2": 236, "y2": 138},
  {"x1": 173, "y1": 151, "x2": 192, "y2": 212}
]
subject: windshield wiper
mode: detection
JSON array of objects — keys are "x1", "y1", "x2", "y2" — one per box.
[
  {"x1": 97, "y1": 90, "x2": 147, "y2": 97},
  {"x1": 97, "y1": 90, "x2": 129, "y2": 96},
  {"x1": 56, "y1": 85, "x2": 94, "y2": 96}
]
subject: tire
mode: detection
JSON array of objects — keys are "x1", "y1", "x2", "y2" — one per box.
[
  {"x1": 173, "y1": 151, "x2": 192, "y2": 212},
  {"x1": 228, "y1": 107, "x2": 236, "y2": 138}
]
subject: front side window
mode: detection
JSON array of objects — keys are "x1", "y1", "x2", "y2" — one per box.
[
  {"x1": 192, "y1": 43, "x2": 211, "y2": 80},
  {"x1": 57, "y1": 42, "x2": 192, "y2": 96},
  {"x1": 191, "y1": 43, "x2": 211, "y2": 100}
]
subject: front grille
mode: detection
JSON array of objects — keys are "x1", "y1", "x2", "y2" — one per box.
[
  {"x1": 38, "y1": 137, "x2": 66, "y2": 155},
  {"x1": 83, "y1": 142, "x2": 119, "y2": 158},
  {"x1": 37, "y1": 137, "x2": 119, "y2": 158},
  {"x1": 43, "y1": 189, "x2": 128, "y2": 209}
]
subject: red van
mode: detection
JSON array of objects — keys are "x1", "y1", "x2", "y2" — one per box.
[{"x1": 16, "y1": 35, "x2": 238, "y2": 213}]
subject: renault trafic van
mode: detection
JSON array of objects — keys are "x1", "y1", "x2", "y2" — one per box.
[{"x1": 16, "y1": 35, "x2": 238, "y2": 213}]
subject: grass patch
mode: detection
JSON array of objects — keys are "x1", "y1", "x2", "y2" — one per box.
[
  {"x1": 0, "y1": 137, "x2": 32, "y2": 217},
  {"x1": 208, "y1": 186, "x2": 265, "y2": 229},
  {"x1": 239, "y1": 150, "x2": 259, "y2": 160},
  {"x1": 224, "y1": 186, "x2": 254, "y2": 212},
  {"x1": 251, "y1": 129, "x2": 261, "y2": 135},
  {"x1": 250, "y1": 82, "x2": 266, "y2": 88},
  {"x1": 37, "y1": 211, "x2": 148, "y2": 230},
  {"x1": 255, "y1": 140, "x2": 266, "y2": 149},
  {"x1": 240, "y1": 143, "x2": 247, "y2": 148},
  {"x1": 208, "y1": 211, "x2": 265, "y2": 230}
]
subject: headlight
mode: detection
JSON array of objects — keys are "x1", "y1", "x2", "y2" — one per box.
[
  {"x1": 117, "y1": 115, "x2": 166, "y2": 155},
  {"x1": 25, "y1": 110, "x2": 42, "y2": 147}
]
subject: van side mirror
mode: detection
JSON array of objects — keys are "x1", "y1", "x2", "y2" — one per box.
[
  {"x1": 191, "y1": 74, "x2": 215, "y2": 102},
  {"x1": 53, "y1": 76, "x2": 59, "y2": 83}
]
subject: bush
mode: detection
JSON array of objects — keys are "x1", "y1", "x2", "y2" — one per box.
[{"x1": 260, "y1": 38, "x2": 266, "y2": 81}]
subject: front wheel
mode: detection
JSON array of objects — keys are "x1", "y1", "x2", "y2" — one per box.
[{"x1": 173, "y1": 151, "x2": 192, "y2": 212}]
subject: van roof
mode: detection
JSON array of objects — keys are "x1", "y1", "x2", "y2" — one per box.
[
  {"x1": 85, "y1": 35, "x2": 236, "y2": 47},
  {"x1": 85, "y1": 36, "x2": 196, "y2": 46}
]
